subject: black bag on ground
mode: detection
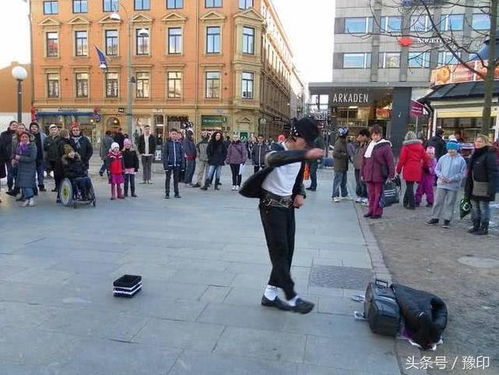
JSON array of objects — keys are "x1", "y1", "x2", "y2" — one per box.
[
  {"x1": 364, "y1": 279, "x2": 401, "y2": 336},
  {"x1": 391, "y1": 284, "x2": 447, "y2": 350},
  {"x1": 382, "y1": 180, "x2": 399, "y2": 207}
]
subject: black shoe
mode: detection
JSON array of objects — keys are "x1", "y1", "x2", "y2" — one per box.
[
  {"x1": 51, "y1": 188, "x2": 58, "y2": 192},
  {"x1": 124, "y1": 193, "x2": 128, "y2": 197},
  {"x1": 306, "y1": 187, "x2": 316, "y2": 191},
  {"x1": 99, "y1": 172, "x2": 103, "y2": 177},
  {"x1": 426, "y1": 203, "x2": 433, "y2": 208},
  {"x1": 200, "y1": 186, "x2": 208, "y2": 191},
  {"x1": 468, "y1": 220, "x2": 480, "y2": 233},
  {"x1": 442, "y1": 220, "x2": 450, "y2": 228},
  {"x1": 131, "y1": 194, "x2": 138, "y2": 198},
  {"x1": 289, "y1": 298, "x2": 314, "y2": 314},
  {"x1": 426, "y1": 219, "x2": 439, "y2": 225},
  {"x1": 406, "y1": 206, "x2": 415, "y2": 210},
  {"x1": 140, "y1": 181, "x2": 147, "y2": 184},
  {"x1": 261, "y1": 295, "x2": 290, "y2": 311},
  {"x1": 192, "y1": 183, "x2": 201, "y2": 188},
  {"x1": 164, "y1": 194, "x2": 170, "y2": 199},
  {"x1": 174, "y1": 194, "x2": 181, "y2": 198},
  {"x1": 474, "y1": 222, "x2": 489, "y2": 235},
  {"x1": 370, "y1": 215, "x2": 382, "y2": 219},
  {"x1": 38, "y1": 185, "x2": 46, "y2": 192},
  {"x1": 363, "y1": 213, "x2": 372, "y2": 218},
  {"x1": 6, "y1": 190, "x2": 17, "y2": 197}
]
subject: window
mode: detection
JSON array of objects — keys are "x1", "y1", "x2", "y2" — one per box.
[
  {"x1": 136, "y1": 28, "x2": 150, "y2": 55},
  {"x1": 438, "y1": 51, "x2": 461, "y2": 65},
  {"x1": 343, "y1": 53, "x2": 371, "y2": 68},
  {"x1": 239, "y1": 0, "x2": 253, "y2": 9},
  {"x1": 408, "y1": 52, "x2": 430, "y2": 68},
  {"x1": 410, "y1": 15, "x2": 431, "y2": 32},
  {"x1": 205, "y1": 0, "x2": 222, "y2": 7},
  {"x1": 241, "y1": 72, "x2": 254, "y2": 99},
  {"x1": 379, "y1": 52, "x2": 401, "y2": 68},
  {"x1": 440, "y1": 14, "x2": 464, "y2": 31},
  {"x1": 73, "y1": 0, "x2": 88, "y2": 13},
  {"x1": 167, "y1": 72, "x2": 182, "y2": 98},
  {"x1": 205, "y1": 71, "x2": 220, "y2": 98},
  {"x1": 344, "y1": 17, "x2": 373, "y2": 34},
  {"x1": 46, "y1": 32, "x2": 59, "y2": 57},
  {"x1": 75, "y1": 73, "x2": 89, "y2": 98},
  {"x1": 44, "y1": 1, "x2": 58, "y2": 14},
  {"x1": 105, "y1": 30, "x2": 118, "y2": 56},
  {"x1": 106, "y1": 72, "x2": 119, "y2": 97},
  {"x1": 206, "y1": 26, "x2": 221, "y2": 54},
  {"x1": 47, "y1": 73, "x2": 59, "y2": 98},
  {"x1": 103, "y1": 0, "x2": 118, "y2": 12},
  {"x1": 135, "y1": 0, "x2": 150, "y2": 10},
  {"x1": 136, "y1": 72, "x2": 150, "y2": 98},
  {"x1": 168, "y1": 27, "x2": 182, "y2": 54},
  {"x1": 167, "y1": 0, "x2": 183, "y2": 8},
  {"x1": 75, "y1": 31, "x2": 88, "y2": 56},
  {"x1": 380, "y1": 16, "x2": 402, "y2": 33},
  {"x1": 242, "y1": 27, "x2": 255, "y2": 54},
  {"x1": 472, "y1": 14, "x2": 490, "y2": 30}
]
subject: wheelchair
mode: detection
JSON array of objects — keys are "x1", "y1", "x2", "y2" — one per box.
[{"x1": 60, "y1": 176, "x2": 96, "y2": 208}]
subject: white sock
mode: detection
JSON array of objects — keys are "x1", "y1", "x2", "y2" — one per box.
[
  {"x1": 264, "y1": 285, "x2": 278, "y2": 300},
  {"x1": 287, "y1": 295, "x2": 300, "y2": 307}
]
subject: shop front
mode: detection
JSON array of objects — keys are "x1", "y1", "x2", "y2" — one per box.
[{"x1": 35, "y1": 108, "x2": 98, "y2": 143}]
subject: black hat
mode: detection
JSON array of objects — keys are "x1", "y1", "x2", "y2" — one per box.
[{"x1": 290, "y1": 117, "x2": 320, "y2": 146}]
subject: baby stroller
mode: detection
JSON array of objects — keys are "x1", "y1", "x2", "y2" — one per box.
[{"x1": 60, "y1": 174, "x2": 96, "y2": 208}]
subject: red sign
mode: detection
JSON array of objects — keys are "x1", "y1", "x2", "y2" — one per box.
[
  {"x1": 410, "y1": 100, "x2": 424, "y2": 117},
  {"x1": 398, "y1": 37, "x2": 413, "y2": 47},
  {"x1": 430, "y1": 60, "x2": 499, "y2": 86}
]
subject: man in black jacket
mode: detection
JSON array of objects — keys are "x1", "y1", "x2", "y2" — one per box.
[
  {"x1": 69, "y1": 124, "x2": 93, "y2": 170},
  {"x1": 30, "y1": 122, "x2": 47, "y2": 191},
  {"x1": 428, "y1": 129, "x2": 447, "y2": 160},
  {"x1": 137, "y1": 125, "x2": 156, "y2": 184},
  {"x1": 0, "y1": 121, "x2": 17, "y2": 193},
  {"x1": 240, "y1": 117, "x2": 323, "y2": 314},
  {"x1": 44, "y1": 124, "x2": 61, "y2": 191},
  {"x1": 251, "y1": 134, "x2": 269, "y2": 173},
  {"x1": 162, "y1": 129, "x2": 185, "y2": 199}
]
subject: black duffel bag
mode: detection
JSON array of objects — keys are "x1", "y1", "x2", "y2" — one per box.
[
  {"x1": 364, "y1": 279, "x2": 401, "y2": 336},
  {"x1": 380, "y1": 180, "x2": 400, "y2": 208}
]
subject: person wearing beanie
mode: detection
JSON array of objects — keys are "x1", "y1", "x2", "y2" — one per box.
[
  {"x1": 62, "y1": 145, "x2": 91, "y2": 200},
  {"x1": 332, "y1": 127, "x2": 351, "y2": 202},
  {"x1": 182, "y1": 130, "x2": 197, "y2": 185},
  {"x1": 426, "y1": 141, "x2": 467, "y2": 228},
  {"x1": 69, "y1": 124, "x2": 93, "y2": 170},
  {"x1": 396, "y1": 131, "x2": 427, "y2": 210},
  {"x1": 239, "y1": 117, "x2": 324, "y2": 314},
  {"x1": 123, "y1": 138, "x2": 139, "y2": 197},
  {"x1": 108, "y1": 142, "x2": 124, "y2": 200}
]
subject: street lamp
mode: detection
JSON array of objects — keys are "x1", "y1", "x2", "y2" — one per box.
[
  {"x1": 109, "y1": 9, "x2": 149, "y2": 138},
  {"x1": 11, "y1": 66, "x2": 28, "y2": 123}
]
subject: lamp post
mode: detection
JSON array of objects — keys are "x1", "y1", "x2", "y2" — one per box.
[
  {"x1": 110, "y1": 9, "x2": 149, "y2": 138},
  {"x1": 11, "y1": 66, "x2": 28, "y2": 123}
]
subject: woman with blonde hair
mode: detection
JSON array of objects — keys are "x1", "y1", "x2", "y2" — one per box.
[{"x1": 465, "y1": 134, "x2": 498, "y2": 235}]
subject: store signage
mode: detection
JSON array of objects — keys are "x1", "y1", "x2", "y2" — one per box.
[
  {"x1": 430, "y1": 59, "x2": 499, "y2": 86},
  {"x1": 201, "y1": 115, "x2": 227, "y2": 127},
  {"x1": 410, "y1": 100, "x2": 424, "y2": 117},
  {"x1": 331, "y1": 91, "x2": 370, "y2": 105}
]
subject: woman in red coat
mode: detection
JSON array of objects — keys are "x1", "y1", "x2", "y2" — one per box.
[{"x1": 396, "y1": 131, "x2": 427, "y2": 209}]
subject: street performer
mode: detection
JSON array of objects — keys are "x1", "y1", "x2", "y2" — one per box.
[{"x1": 239, "y1": 117, "x2": 323, "y2": 314}]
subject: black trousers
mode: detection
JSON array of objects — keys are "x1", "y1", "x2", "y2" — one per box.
[
  {"x1": 308, "y1": 160, "x2": 319, "y2": 189},
  {"x1": 403, "y1": 181, "x2": 415, "y2": 208},
  {"x1": 259, "y1": 203, "x2": 296, "y2": 300},
  {"x1": 165, "y1": 166, "x2": 180, "y2": 195},
  {"x1": 124, "y1": 174, "x2": 136, "y2": 195},
  {"x1": 354, "y1": 169, "x2": 367, "y2": 198},
  {"x1": 230, "y1": 164, "x2": 242, "y2": 186}
]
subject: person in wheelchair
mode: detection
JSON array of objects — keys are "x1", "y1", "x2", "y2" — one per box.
[{"x1": 62, "y1": 145, "x2": 92, "y2": 200}]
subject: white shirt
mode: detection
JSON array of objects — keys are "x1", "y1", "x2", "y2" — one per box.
[
  {"x1": 261, "y1": 143, "x2": 301, "y2": 197},
  {"x1": 144, "y1": 134, "x2": 150, "y2": 155}
]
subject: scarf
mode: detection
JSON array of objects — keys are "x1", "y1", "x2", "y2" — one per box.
[
  {"x1": 16, "y1": 142, "x2": 29, "y2": 155},
  {"x1": 72, "y1": 135, "x2": 82, "y2": 150},
  {"x1": 364, "y1": 140, "x2": 378, "y2": 158}
]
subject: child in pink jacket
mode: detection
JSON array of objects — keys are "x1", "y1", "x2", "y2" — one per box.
[{"x1": 416, "y1": 146, "x2": 437, "y2": 207}]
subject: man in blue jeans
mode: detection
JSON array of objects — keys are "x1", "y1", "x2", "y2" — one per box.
[
  {"x1": 332, "y1": 127, "x2": 351, "y2": 202},
  {"x1": 162, "y1": 129, "x2": 185, "y2": 199}
]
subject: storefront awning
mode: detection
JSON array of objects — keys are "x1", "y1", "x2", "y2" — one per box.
[
  {"x1": 420, "y1": 81, "x2": 499, "y2": 103},
  {"x1": 36, "y1": 111, "x2": 95, "y2": 117}
]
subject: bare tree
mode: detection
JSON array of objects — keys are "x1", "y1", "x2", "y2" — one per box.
[{"x1": 355, "y1": 0, "x2": 498, "y2": 133}]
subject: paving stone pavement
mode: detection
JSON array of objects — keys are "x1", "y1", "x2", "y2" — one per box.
[{"x1": 0, "y1": 161, "x2": 405, "y2": 374}]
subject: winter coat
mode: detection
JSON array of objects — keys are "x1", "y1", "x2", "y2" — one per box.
[
  {"x1": 396, "y1": 140, "x2": 427, "y2": 183},
  {"x1": 138, "y1": 134, "x2": 156, "y2": 155},
  {"x1": 183, "y1": 136, "x2": 197, "y2": 160},
  {"x1": 196, "y1": 139, "x2": 209, "y2": 162},
  {"x1": 32, "y1": 132, "x2": 46, "y2": 161},
  {"x1": 207, "y1": 141, "x2": 228, "y2": 166},
  {"x1": 0, "y1": 129, "x2": 15, "y2": 163},
  {"x1": 435, "y1": 153, "x2": 467, "y2": 191},
  {"x1": 123, "y1": 149, "x2": 139, "y2": 171},
  {"x1": 114, "y1": 132, "x2": 125, "y2": 150},
  {"x1": 252, "y1": 143, "x2": 270, "y2": 166},
  {"x1": 226, "y1": 141, "x2": 247, "y2": 165},
  {"x1": 100, "y1": 134, "x2": 114, "y2": 160},
  {"x1": 465, "y1": 146, "x2": 497, "y2": 202},
  {"x1": 44, "y1": 135, "x2": 61, "y2": 162},
  {"x1": 70, "y1": 136, "x2": 93, "y2": 168},
  {"x1": 361, "y1": 140, "x2": 395, "y2": 183},
  {"x1": 333, "y1": 137, "x2": 349, "y2": 172},
  {"x1": 427, "y1": 135, "x2": 447, "y2": 160},
  {"x1": 353, "y1": 142, "x2": 368, "y2": 170},
  {"x1": 108, "y1": 151, "x2": 123, "y2": 175},
  {"x1": 162, "y1": 140, "x2": 185, "y2": 169},
  {"x1": 15, "y1": 142, "x2": 37, "y2": 188},
  {"x1": 62, "y1": 153, "x2": 87, "y2": 180}
]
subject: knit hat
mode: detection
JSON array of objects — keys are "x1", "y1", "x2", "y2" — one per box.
[
  {"x1": 291, "y1": 117, "x2": 320, "y2": 146},
  {"x1": 110, "y1": 142, "x2": 120, "y2": 151},
  {"x1": 277, "y1": 134, "x2": 286, "y2": 142},
  {"x1": 446, "y1": 141, "x2": 460, "y2": 151},
  {"x1": 49, "y1": 124, "x2": 58, "y2": 130},
  {"x1": 71, "y1": 122, "x2": 80, "y2": 129},
  {"x1": 124, "y1": 138, "x2": 132, "y2": 147},
  {"x1": 405, "y1": 131, "x2": 417, "y2": 141}
]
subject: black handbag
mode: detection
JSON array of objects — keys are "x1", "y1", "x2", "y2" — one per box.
[{"x1": 381, "y1": 180, "x2": 399, "y2": 207}]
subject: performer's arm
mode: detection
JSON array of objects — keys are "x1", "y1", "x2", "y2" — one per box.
[{"x1": 265, "y1": 150, "x2": 308, "y2": 168}]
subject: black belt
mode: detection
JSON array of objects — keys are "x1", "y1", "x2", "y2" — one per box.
[{"x1": 261, "y1": 190, "x2": 293, "y2": 209}]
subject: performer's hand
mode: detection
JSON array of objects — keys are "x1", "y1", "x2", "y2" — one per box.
[
  {"x1": 293, "y1": 195, "x2": 304, "y2": 208},
  {"x1": 305, "y1": 148, "x2": 324, "y2": 160}
]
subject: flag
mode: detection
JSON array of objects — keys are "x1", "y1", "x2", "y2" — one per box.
[{"x1": 95, "y1": 46, "x2": 107, "y2": 69}]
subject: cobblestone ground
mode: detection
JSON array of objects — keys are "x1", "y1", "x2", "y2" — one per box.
[{"x1": 364, "y1": 188, "x2": 498, "y2": 375}]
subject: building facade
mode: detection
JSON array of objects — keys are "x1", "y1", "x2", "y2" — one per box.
[
  {"x1": 0, "y1": 62, "x2": 33, "y2": 130},
  {"x1": 30, "y1": 0, "x2": 296, "y2": 143},
  {"x1": 309, "y1": 0, "x2": 490, "y2": 150}
]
